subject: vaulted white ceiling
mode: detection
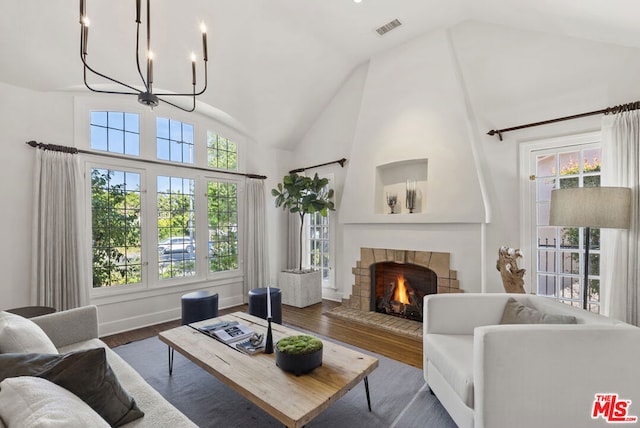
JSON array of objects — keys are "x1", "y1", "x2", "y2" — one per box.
[{"x1": 2, "y1": 0, "x2": 640, "y2": 148}]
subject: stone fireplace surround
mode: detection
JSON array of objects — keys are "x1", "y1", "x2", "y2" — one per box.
[{"x1": 327, "y1": 247, "x2": 462, "y2": 340}]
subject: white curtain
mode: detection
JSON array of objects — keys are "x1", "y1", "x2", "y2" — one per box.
[
  {"x1": 31, "y1": 149, "x2": 89, "y2": 310},
  {"x1": 245, "y1": 178, "x2": 269, "y2": 295},
  {"x1": 601, "y1": 110, "x2": 640, "y2": 325}
]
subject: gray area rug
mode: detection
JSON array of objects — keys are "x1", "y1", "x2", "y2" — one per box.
[{"x1": 114, "y1": 335, "x2": 456, "y2": 428}]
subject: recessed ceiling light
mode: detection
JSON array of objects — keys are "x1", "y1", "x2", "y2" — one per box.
[{"x1": 354, "y1": 0, "x2": 363, "y2": 3}]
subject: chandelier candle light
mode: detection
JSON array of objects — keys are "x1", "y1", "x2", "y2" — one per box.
[{"x1": 79, "y1": 0, "x2": 208, "y2": 112}]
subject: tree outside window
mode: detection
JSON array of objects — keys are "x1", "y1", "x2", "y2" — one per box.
[
  {"x1": 91, "y1": 169, "x2": 142, "y2": 287},
  {"x1": 208, "y1": 181, "x2": 238, "y2": 272}
]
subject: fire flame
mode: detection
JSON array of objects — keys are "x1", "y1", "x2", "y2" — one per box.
[{"x1": 395, "y1": 274, "x2": 410, "y2": 304}]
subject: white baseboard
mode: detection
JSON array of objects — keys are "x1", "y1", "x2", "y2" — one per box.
[
  {"x1": 322, "y1": 288, "x2": 343, "y2": 302},
  {"x1": 97, "y1": 294, "x2": 246, "y2": 337}
]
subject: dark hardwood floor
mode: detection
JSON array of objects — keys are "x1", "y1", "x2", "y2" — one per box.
[{"x1": 101, "y1": 300, "x2": 423, "y2": 369}]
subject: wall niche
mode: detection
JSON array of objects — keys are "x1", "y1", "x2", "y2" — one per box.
[{"x1": 375, "y1": 159, "x2": 428, "y2": 215}]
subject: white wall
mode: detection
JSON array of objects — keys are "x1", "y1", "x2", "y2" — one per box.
[
  {"x1": 454, "y1": 21, "x2": 640, "y2": 292},
  {"x1": 290, "y1": 20, "x2": 640, "y2": 301},
  {"x1": 0, "y1": 84, "x2": 74, "y2": 309}
]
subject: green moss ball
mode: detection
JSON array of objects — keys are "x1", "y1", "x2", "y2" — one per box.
[{"x1": 276, "y1": 335, "x2": 323, "y2": 355}]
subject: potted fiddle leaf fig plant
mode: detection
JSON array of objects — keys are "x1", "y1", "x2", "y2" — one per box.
[{"x1": 272, "y1": 172, "x2": 335, "y2": 307}]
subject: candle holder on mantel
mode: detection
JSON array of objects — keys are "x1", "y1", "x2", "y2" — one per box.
[
  {"x1": 386, "y1": 192, "x2": 398, "y2": 214},
  {"x1": 406, "y1": 180, "x2": 416, "y2": 213},
  {"x1": 264, "y1": 286, "x2": 274, "y2": 354}
]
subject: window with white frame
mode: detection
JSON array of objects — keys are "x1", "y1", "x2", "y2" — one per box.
[
  {"x1": 522, "y1": 134, "x2": 602, "y2": 312},
  {"x1": 91, "y1": 168, "x2": 142, "y2": 287},
  {"x1": 207, "y1": 180, "x2": 239, "y2": 272},
  {"x1": 157, "y1": 176, "x2": 196, "y2": 279},
  {"x1": 90, "y1": 111, "x2": 140, "y2": 156},
  {"x1": 309, "y1": 211, "x2": 330, "y2": 281},
  {"x1": 303, "y1": 174, "x2": 335, "y2": 287},
  {"x1": 85, "y1": 103, "x2": 242, "y2": 291},
  {"x1": 207, "y1": 131, "x2": 237, "y2": 170},
  {"x1": 156, "y1": 117, "x2": 194, "y2": 164}
]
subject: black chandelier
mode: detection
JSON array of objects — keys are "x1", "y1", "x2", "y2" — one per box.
[{"x1": 79, "y1": 0, "x2": 208, "y2": 112}]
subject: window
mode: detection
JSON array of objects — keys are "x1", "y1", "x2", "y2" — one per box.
[
  {"x1": 207, "y1": 132, "x2": 237, "y2": 170},
  {"x1": 525, "y1": 137, "x2": 602, "y2": 312},
  {"x1": 91, "y1": 168, "x2": 142, "y2": 287},
  {"x1": 157, "y1": 117, "x2": 194, "y2": 164},
  {"x1": 157, "y1": 176, "x2": 196, "y2": 279},
  {"x1": 90, "y1": 111, "x2": 140, "y2": 155},
  {"x1": 303, "y1": 174, "x2": 335, "y2": 287},
  {"x1": 84, "y1": 104, "x2": 243, "y2": 292},
  {"x1": 309, "y1": 211, "x2": 330, "y2": 281},
  {"x1": 208, "y1": 181, "x2": 239, "y2": 272}
]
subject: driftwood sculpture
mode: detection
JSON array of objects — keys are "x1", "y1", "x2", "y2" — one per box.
[{"x1": 496, "y1": 246, "x2": 526, "y2": 293}]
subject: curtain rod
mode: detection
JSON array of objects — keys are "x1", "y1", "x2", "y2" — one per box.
[
  {"x1": 289, "y1": 158, "x2": 347, "y2": 174},
  {"x1": 487, "y1": 100, "x2": 640, "y2": 141},
  {"x1": 25, "y1": 141, "x2": 267, "y2": 179}
]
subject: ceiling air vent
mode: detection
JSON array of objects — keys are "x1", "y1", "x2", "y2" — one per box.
[{"x1": 376, "y1": 19, "x2": 402, "y2": 36}]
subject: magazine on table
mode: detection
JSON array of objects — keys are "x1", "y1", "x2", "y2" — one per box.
[
  {"x1": 235, "y1": 336, "x2": 265, "y2": 355},
  {"x1": 194, "y1": 320, "x2": 255, "y2": 344}
]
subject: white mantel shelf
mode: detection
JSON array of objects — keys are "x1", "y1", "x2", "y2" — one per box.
[{"x1": 340, "y1": 213, "x2": 487, "y2": 225}]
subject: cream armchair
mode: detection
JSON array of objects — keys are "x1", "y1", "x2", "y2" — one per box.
[{"x1": 423, "y1": 293, "x2": 640, "y2": 428}]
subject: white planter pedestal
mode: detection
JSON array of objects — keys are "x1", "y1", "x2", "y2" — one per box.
[{"x1": 278, "y1": 270, "x2": 322, "y2": 308}]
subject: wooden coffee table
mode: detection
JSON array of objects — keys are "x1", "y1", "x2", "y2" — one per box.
[{"x1": 158, "y1": 312, "x2": 378, "y2": 428}]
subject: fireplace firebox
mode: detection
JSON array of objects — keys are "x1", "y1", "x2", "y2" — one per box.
[{"x1": 371, "y1": 262, "x2": 437, "y2": 322}]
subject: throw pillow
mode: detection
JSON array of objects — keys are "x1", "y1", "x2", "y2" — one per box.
[
  {"x1": 0, "y1": 311, "x2": 57, "y2": 354},
  {"x1": 0, "y1": 376, "x2": 110, "y2": 428},
  {"x1": 499, "y1": 297, "x2": 577, "y2": 324},
  {"x1": 0, "y1": 348, "x2": 144, "y2": 427}
]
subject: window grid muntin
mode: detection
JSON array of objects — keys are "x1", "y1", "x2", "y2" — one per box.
[{"x1": 91, "y1": 168, "x2": 142, "y2": 287}]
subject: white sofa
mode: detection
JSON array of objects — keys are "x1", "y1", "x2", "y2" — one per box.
[
  {"x1": 1, "y1": 305, "x2": 196, "y2": 428},
  {"x1": 423, "y1": 293, "x2": 640, "y2": 428}
]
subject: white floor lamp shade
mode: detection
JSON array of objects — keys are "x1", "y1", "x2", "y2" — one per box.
[
  {"x1": 549, "y1": 186, "x2": 631, "y2": 309},
  {"x1": 549, "y1": 187, "x2": 631, "y2": 229}
]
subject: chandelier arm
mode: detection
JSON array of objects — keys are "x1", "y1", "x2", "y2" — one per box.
[
  {"x1": 85, "y1": 86, "x2": 143, "y2": 96},
  {"x1": 194, "y1": 61, "x2": 208, "y2": 96},
  {"x1": 145, "y1": 0, "x2": 153, "y2": 91},
  {"x1": 135, "y1": 21, "x2": 148, "y2": 90},
  {"x1": 80, "y1": 27, "x2": 142, "y2": 94},
  {"x1": 82, "y1": 58, "x2": 144, "y2": 95},
  {"x1": 157, "y1": 95, "x2": 196, "y2": 113}
]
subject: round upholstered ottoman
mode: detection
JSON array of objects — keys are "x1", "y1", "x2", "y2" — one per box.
[
  {"x1": 248, "y1": 287, "x2": 282, "y2": 324},
  {"x1": 181, "y1": 290, "x2": 219, "y2": 325}
]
